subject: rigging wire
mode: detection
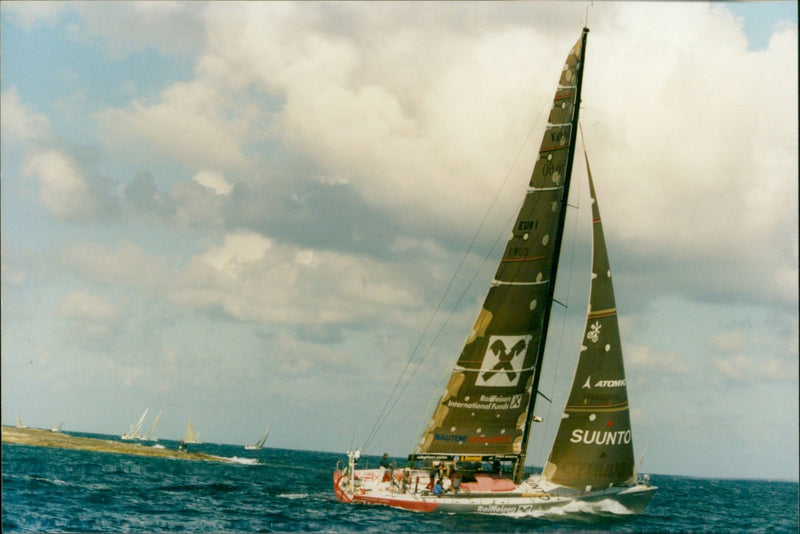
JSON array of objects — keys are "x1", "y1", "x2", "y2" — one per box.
[
  {"x1": 407, "y1": 193, "x2": 529, "y2": 451},
  {"x1": 360, "y1": 91, "x2": 555, "y2": 455}
]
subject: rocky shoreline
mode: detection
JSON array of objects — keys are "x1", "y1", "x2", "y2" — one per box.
[{"x1": 2, "y1": 426, "x2": 233, "y2": 463}]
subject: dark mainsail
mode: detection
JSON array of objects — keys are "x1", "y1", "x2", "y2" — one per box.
[
  {"x1": 413, "y1": 30, "x2": 589, "y2": 482},
  {"x1": 542, "y1": 153, "x2": 636, "y2": 489}
]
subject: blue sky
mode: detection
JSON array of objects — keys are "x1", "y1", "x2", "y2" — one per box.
[{"x1": 2, "y1": 2, "x2": 797, "y2": 481}]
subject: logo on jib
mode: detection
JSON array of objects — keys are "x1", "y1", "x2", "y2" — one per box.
[
  {"x1": 570, "y1": 428, "x2": 631, "y2": 446},
  {"x1": 475, "y1": 335, "x2": 531, "y2": 387}
]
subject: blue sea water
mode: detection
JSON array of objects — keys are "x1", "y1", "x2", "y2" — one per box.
[{"x1": 3, "y1": 433, "x2": 798, "y2": 533}]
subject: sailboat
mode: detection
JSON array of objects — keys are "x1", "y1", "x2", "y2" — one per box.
[
  {"x1": 183, "y1": 420, "x2": 201, "y2": 444},
  {"x1": 245, "y1": 425, "x2": 271, "y2": 450},
  {"x1": 143, "y1": 410, "x2": 162, "y2": 441},
  {"x1": 333, "y1": 27, "x2": 656, "y2": 514},
  {"x1": 121, "y1": 408, "x2": 148, "y2": 440},
  {"x1": 51, "y1": 416, "x2": 66, "y2": 433},
  {"x1": 16, "y1": 416, "x2": 25, "y2": 429}
]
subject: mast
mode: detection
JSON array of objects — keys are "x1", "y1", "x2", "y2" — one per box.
[{"x1": 514, "y1": 27, "x2": 589, "y2": 483}]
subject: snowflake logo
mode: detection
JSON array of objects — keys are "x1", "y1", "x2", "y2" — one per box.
[{"x1": 586, "y1": 321, "x2": 602, "y2": 343}]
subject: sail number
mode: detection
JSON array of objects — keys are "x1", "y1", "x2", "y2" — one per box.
[{"x1": 541, "y1": 163, "x2": 561, "y2": 176}]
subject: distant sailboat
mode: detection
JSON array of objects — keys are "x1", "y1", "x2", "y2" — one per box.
[
  {"x1": 51, "y1": 416, "x2": 66, "y2": 433},
  {"x1": 183, "y1": 420, "x2": 201, "y2": 444},
  {"x1": 143, "y1": 410, "x2": 162, "y2": 441},
  {"x1": 121, "y1": 408, "x2": 148, "y2": 440},
  {"x1": 245, "y1": 426, "x2": 271, "y2": 450},
  {"x1": 16, "y1": 416, "x2": 25, "y2": 429},
  {"x1": 334, "y1": 27, "x2": 656, "y2": 514}
]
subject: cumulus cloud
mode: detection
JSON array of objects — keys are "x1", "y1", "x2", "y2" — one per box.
[
  {"x1": 170, "y1": 231, "x2": 419, "y2": 326},
  {"x1": 59, "y1": 241, "x2": 166, "y2": 289},
  {"x1": 59, "y1": 290, "x2": 119, "y2": 322},
  {"x1": 57, "y1": 290, "x2": 122, "y2": 342},
  {"x1": 70, "y1": 2, "x2": 206, "y2": 58},
  {"x1": 98, "y1": 80, "x2": 254, "y2": 173},
  {"x1": 625, "y1": 343, "x2": 689, "y2": 375},
  {"x1": 21, "y1": 150, "x2": 92, "y2": 218},
  {"x1": 193, "y1": 170, "x2": 232, "y2": 195},
  {"x1": 707, "y1": 329, "x2": 798, "y2": 383},
  {"x1": 1, "y1": 2, "x2": 65, "y2": 30},
  {"x1": 4, "y1": 88, "x2": 119, "y2": 221},
  {"x1": 1, "y1": 88, "x2": 52, "y2": 143}
]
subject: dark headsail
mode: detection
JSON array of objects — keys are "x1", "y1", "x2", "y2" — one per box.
[
  {"x1": 413, "y1": 29, "x2": 589, "y2": 483},
  {"x1": 542, "y1": 153, "x2": 637, "y2": 490}
]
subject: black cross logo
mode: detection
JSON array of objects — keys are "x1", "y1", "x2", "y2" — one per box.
[{"x1": 481, "y1": 338, "x2": 527, "y2": 383}]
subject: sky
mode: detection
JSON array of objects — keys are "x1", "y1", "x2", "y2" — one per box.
[{"x1": 1, "y1": 2, "x2": 797, "y2": 482}]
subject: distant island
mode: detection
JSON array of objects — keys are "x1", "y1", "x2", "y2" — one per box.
[{"x1": 2, "y1": 426, "x2": 232, "y2": 463}]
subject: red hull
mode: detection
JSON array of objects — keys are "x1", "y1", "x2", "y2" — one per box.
[
  {"x1": 351, "y1": 493, "x2": 439, "y2": 512},
  {"x1": 332, "y1": 471, "x2": 352, "y2": 503},
  {"x1": 333, "y1": 470, "x2": 439, "y2": 512}
]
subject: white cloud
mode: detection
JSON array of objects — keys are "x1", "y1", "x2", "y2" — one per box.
[
  {"x1": 711, "y1": 354, "x2": 788, "y2": 382},
  {"x1": 21, "y1": 150, "x2": 92, "y2": 219},
  {"x1": 99, "y1": 81, "x2": 253, "y2": 172},
  {"x1": 200, "y1": 232, "x2": 273, "y2": 278},
  {"x1": 193, "y1": 170, "x2": 232, "y2": 195},
  {"x1": 2, "y1": 2, "x2": 65, "y2": 30},
  {"x1": 1, "y1": 88, "x2": 52, "y2": 143},
  {"x1": 59, "y1": 241, "x2": 166, "y2": 289},
  {"x1": 171, "y1": 231, "x2": 418, "y2": 326},
  {"x1": 71, "y1": 2, "x2": 206, "y2": 58},
  {"x1": 4, "y1": 89, "x2": 118, "y2": 221},
  {"x1": 58, "y1": 290, "x2": 118, "y2": 323},
  {"x1": 625, "y1": 343, "x2": 689, "y2": 375},
  {"x1": 707, "y1": 328, "x2": 798, "y2": 383},
  {"x1": 582, "y1": 4, "x2": 798, "y2": 307}
]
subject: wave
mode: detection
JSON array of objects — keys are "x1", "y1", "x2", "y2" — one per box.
[
  {"x1": 207, "y1": 455, "x2": 259, "y2": 465},
  {"x1": 498, "y1": 498, "x2": 634, "y2": 519}
]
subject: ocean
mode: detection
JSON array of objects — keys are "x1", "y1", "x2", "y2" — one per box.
[{"x1": 3, "y1": 433, "x2": 798, "y2": 533}]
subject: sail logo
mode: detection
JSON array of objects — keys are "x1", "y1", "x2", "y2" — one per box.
[
  {"x1": 582, "y1": 375, "x2": 626, "y2": 389},
  {"x1": 570, "y1": 429, "x2": 631, "y2": 446},
  {"x1": 476, "y1": 335, "x2": 531, "y2": 387},
  {"x1": 586, "y1": 321, "x2": 602, "y2": 342}
]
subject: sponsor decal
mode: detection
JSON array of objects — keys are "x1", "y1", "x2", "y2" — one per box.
[
  {"x1": 594, "y1": 379, "x2": 626, "y2": 387},
  {"x1": 434, "y1": 433, "x2": 467, "y2": 443},
  {"x1": 586, "y1": 321, "x2": 602, "y2": 342},
  {"x1": 446, "y1": 393, "x2": 525, "y2": 411},
  {"x1": 433, "y1": 434, "x2": 511, "y2": 444},
  {"x1": 476, "y1": 335, "x2": 531, "y2": 387},
  {"x1": 476, "y1": 504, "x2": 547, "y2": 514},
  {"x1": 569, "y1": 428, "x2": 631, "y2": 446},
  {"x1": 581, "y1": 376, "x2": 626, "y2": 389}
]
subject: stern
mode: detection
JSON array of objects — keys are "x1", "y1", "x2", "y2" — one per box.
[{"x1": 333, "y1": 470, "x2": 352, "y2": 503}]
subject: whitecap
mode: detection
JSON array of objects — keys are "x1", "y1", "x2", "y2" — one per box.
[{"x1": 227, "y1": 456, "x2": 259, "y2": 465}]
